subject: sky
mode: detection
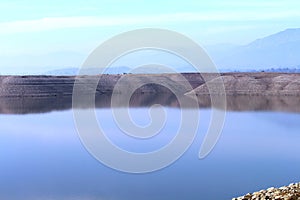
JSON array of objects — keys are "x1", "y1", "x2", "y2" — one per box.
[{"x1": 0, "y1": 0, "x2": 300, "y2": 74}]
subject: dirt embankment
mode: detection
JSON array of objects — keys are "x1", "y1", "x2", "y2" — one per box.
[
  {"x1": 0, "y1": 73, "x2": 204, "y2": 97},
  {"x1": 1, "y1": 73, "x2": 300, "y2": 114},
  {"x1": 1, "y1": 73, "x2": 300, "y2": 97},
  {"x1": 187, "y1": 73, "x2": 300, "y2": 96}
]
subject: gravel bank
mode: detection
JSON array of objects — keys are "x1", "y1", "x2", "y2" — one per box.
[{"x1": 233, "y1": 183, "x2": 300, "y2": 200}]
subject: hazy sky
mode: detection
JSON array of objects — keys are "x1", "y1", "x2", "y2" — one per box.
[{"x1": 0, "y1": 0, "x2": 300, "y2": 73}]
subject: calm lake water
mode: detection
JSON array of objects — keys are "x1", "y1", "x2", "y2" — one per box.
[{"x1": 1, "y1": 99, "x2": 300, "y2": 199}]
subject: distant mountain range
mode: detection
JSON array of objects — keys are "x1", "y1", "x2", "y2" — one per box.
[
  {"x1": 207, "y1": 28, "x2": 300, "y2": 70},
  {"x1": 44, "y1": 28, "x2": 300, "y2": 75},
  {"x1": 45, "y1": 66, "x2": 300, "y2": 76},
  {"x1": 45, "y1": 66, "x2": 131, "y2": 75},
  {"x1": 45, "y1": 66, "x2": 199, "y2": 75}
]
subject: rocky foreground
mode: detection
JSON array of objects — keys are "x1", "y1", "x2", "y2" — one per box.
[{"x1": 233, "y1": 183, "x2": 300, "y2": 200}]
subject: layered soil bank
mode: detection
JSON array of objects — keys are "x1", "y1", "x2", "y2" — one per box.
[
  {"x1": 1, "y1": 73, "x2": 300, "y2": 97},
  {"x1": 188, "y1": 73, "x2": 300, "y2": 96},
  {"x1": 0, "y1": 73, "x2": 300, "y2": 114},
  {"x1": 0, "y1": 73, "x2": 204, "y2": 97}
]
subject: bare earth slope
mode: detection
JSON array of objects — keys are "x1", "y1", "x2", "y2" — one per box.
[
  {"x1": 0, "y1": 73, "x2": 204, "y2": 97},
  {"x1": 1, "y1": 73, "x2": 300, "y2": 97},
  {"x1": 186, "y1": 73, "x2": 300, "y2": 96},
  {"x1": 1, "y1": 73, "x2": 300, "y2": 114}
]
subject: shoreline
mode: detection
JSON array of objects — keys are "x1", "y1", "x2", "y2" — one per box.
[
  {"x1": 0, "y1": 72, "x2": 300, "y2": 114},
  {"x1": 1, "y1": 72, "x2": 300, "y2": 97}
]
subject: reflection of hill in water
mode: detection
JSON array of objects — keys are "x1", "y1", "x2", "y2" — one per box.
[
  {"x1": 1, "y1": 92, "x2": 300, "y2": 114},
  {"x1": 197, "y1": 95, "x2": 300, "y2": 112}
]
